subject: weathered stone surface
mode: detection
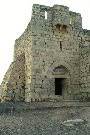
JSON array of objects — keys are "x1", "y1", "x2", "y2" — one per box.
[{"x1": 0, "y1": 4, "x2": 90, "y2": 102}]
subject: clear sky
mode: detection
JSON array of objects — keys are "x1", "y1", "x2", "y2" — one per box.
[{"x1": 0, "y1": 0, "x2": 90, "y2": 84}]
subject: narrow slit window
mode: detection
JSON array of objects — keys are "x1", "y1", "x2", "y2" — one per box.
[
  {"x1": 60, "y1": 41, "x2": 62, "y2": 51},
  {"x1": 81, "y1": 37, "x2": 82, "y2": 42},
  {"x1": 70, "y1": 18, "x2": 72, "y2": 24},
  {"x1": 45, "y1": 11, "x2": 47, "y2": 19}
]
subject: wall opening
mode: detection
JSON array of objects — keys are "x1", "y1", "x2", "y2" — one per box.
[
  {"x1": 55, "y1": 78, "x2": 65, "y2": 95},
  {"x1": 56, "y1": 24, "x2": 67, "y2": 32},
  {"x1": 62, "y1": 25, "x2": 67, "y2": 32},
  {"x1": 56, "y1": 24, "x2": 61, "y2": 31},
  {"x1": 45, "y1": 11, "x2": 47, "y2": 19},
  {"x1": 60, "y1": 41, "x2": 62, "y2": 51},
  {"x1": 70, "y1": 18, "x2": 72, "y2": 24}
]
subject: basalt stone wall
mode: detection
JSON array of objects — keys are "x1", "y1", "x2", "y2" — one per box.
[
  {"x1": 0, "y1": 4, "x2": 90, "y2": 102},
  {"x1": 79, "y1": 33, "x2": 90, "y2": 101},
  {"x1": 24, "y1": 4, "x2": 82, "y2": 102},
  {"x1": 0, "y1": 63, "x2": 14, "y2": 101},
  {"x1": 0, "y1": 53, "x2": 25, "y2": 102}
]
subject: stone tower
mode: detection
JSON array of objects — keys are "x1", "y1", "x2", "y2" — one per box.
[{"x1": 0, "y1": 4, "x2": 90, "y2": 102}]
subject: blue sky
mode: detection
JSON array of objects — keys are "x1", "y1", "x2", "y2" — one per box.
[{"x1": 0, "y1": 0, "x2": 90, "y2": 84}]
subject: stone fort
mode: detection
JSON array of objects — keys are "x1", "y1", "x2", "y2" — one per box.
[{"x1": 0, "y1": 4, "x2": 90, "y2": 102}]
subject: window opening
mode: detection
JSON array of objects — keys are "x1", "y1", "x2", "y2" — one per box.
[
  {"x1": 56, "y1": 24, "x2": 67, "y2": 32},
  {"x1": 62, "y1": 25, "x2": 67, "y2": 32},
  {"x1": 60, "y1": 41, "x2": 62, "y2": 51},
  {"x1": 70, "y1": 18, "x2": 72, "y2": 24},
  {"x1": 45, "y1": 11, "x2": 47, "y2": 19}
]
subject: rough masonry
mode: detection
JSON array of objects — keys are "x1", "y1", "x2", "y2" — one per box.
[{"x1": 0, "y1": 4, "x2": 90, "y2": 102}]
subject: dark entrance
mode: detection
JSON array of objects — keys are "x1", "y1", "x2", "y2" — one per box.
[{"x1": 55, "y1": 78, "x2": 64, "y2": 95}]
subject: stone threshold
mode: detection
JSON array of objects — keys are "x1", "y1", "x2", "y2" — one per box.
[{"x1": 0, "y1": 101, "x2": 89, "y2": 114}]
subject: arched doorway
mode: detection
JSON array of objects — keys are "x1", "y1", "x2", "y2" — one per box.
[{"x1": 53, "y1": 65, "x2": 70, "y2": 99}]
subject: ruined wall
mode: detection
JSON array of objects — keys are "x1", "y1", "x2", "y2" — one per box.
[
  {"x1": 69, "y1": 11, "x2": 82, "y2": 29},
  {"x1": 0, "y1": 53, "x2": 25, "y2": 101},
  {"x1": 0, "y1": 23, "x2": 32, "y2": 101},
  {"x1": 0, "y1": 63, "x2": 14, "y2": 101},
  {"x1": 79, "y1": 32, "x2": 90, "y2": 101},
  {"x1": 14, "y1": 23, "x2": 33, "y2": 102},
  {"x1": 0, "y1": 4, "x2": 90, "y2": 102},
  {"x1": 24, "y1": 4, "x2": 82, "y2": 102},
  {"x1": 7, "y1": 53, "x2": 25, "y2": 101}
]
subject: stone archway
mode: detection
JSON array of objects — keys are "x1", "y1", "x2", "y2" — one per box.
[
  {"x1": 42, "y1": 61, "x2": 72, "y2": 100},
  {"x1": 53, "y1": 65, "x2": 70, "y2": 99}
]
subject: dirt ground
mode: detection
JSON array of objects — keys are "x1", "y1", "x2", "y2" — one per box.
[{"x1": 0, "y1": 102, "x2": 90, "y2": 135}]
